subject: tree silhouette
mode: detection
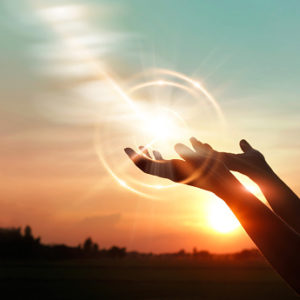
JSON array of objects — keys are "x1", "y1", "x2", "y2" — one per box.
[
  {"x1": 108, "y1": 246, "x2": 126, "y2": 258},
  {"x1": 93, "y1": 243, "x2": 99, "y2": 252},
  {"x1": 83, "y1": 237, "x2": 93, "y2": 253},
  {"x1": 24, "y1": 226, "x2": 32, "y2": 239}
]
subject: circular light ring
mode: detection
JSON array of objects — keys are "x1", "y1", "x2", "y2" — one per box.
[
  {"x1": 94, "y1": 125, "x2": 160, "y2": 199},
  {"x1": 128, "y1": 80, "x2": 200, "y2": 100},
  {"x1": 96, "y1": 68, "x2": 227, "y2": 198},
  {"x1": 139, "y1": 68, "x2": 226, "y2": 127}
]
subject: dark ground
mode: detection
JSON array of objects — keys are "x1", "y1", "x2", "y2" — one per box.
[{"x1": 0, "y1": 258, "x2": 298, "y2": 300}]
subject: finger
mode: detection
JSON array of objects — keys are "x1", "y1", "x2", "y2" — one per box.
[
  {"x1": 153, "y1": 150, "x2": 164, "y2": 160},
  {"x1": 124, "y1": 148, "x2": 144, "y2": 164},
  {"x1": 139, "y1": 146, "x2": 152, "y2": 158},
  {"x1": 203, "y1": 143, "x2": 213, "y2": 151},
  {"x1": 124, "y1": 148, "x2": 152, "y2": 171},
  {"x1": 190, "y1": 137, "x2": 213, "y2": 153},
  {"x1": 239, "y1": 139, "x2": 253, "y2": 153},
  {"x1": 190, "y1": 137, "x2": 203, "y2": 152},
  {"x1": 124, "y1": 148, "x2": 168, "y2": 177},
  {"x1": 174, "y1": 143, "x2": 196, "y2": 161}
]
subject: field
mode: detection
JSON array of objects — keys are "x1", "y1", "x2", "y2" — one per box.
[{"x1": 0, "y1": 258, "x2": 298, "y2": 299}]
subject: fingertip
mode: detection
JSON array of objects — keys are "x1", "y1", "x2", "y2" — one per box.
[
  {"x1": 124, "y1": 147, "x2": 134, "y2": 156},
  {"x1": 239, "y1": 139, "x2": 252, "y2": 152},
  {"x1": 174, "y1": 143, "x2": 185, "y2": 157},
  {"x1": 203, "y1": 143, "x2": 213, "y2": 151},
  {"x1": 153, "y1": 150, "x2": 163, "y2": 160},
  {"x1": 239, "y1": 140, "x2": 246, "y2": 152},
  {"x1": 174, "y1": 143, "x2": 184, "y2": 152}
]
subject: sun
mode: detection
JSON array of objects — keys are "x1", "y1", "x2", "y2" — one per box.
[
  {"x1": 206, "y1": 178, "x2": 265, "y2": 234},
  {"x1": 144, "y1": 114, "x2": 174, "y2": 140},
  {"x1": 208, "y1": 198, "x2": 241, "y2": 234}
]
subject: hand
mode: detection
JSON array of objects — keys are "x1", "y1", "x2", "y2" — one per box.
[
  {"x1": 124, "y1": 138, "x2": 238, "y2": 196},
  {"x1": 224, "y1": 139, "x2": 274, "y2": 180},
  {"x1": 192, "y1": 138, "x2": 273, "y2": 180}
]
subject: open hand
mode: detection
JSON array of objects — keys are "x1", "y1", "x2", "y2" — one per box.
[
  {"x1": 197, "y1": 139, "x2": 272, "y2": 180},
  {"x1": 124, "y1": 138, "x2": 237, "y2": 196}
]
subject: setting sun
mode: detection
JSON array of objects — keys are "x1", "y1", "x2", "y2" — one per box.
[{"x1": 208, "y1": 198, "x2": 241, "y2": 234}]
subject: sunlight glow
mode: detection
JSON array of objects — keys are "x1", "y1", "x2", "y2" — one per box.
[
  {"x1": 143, "y1": 112, "x2": 177, "y2": 140},
  {"x1": 235, "y1": 174, "x2": 267, "y2": 204},
  {"x1": 208, "y1": 199, "x2": 241, "y2": 234},
  {"x1": 35, "y1": 1, "x2": 227, "y2": 199},
  {"x1": 145, "y1": 116, "x2": 172, "y2": 139},
  {"x1": 244, "y1": 183, "x2": 261, "y2": 195}
]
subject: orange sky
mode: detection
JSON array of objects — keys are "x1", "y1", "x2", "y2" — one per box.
[{"x1": 0, "y1": 1, "x2": 299, "y2": 253}]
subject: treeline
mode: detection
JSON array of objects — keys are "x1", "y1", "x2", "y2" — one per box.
[
  {"x1": 0, "y1": 226, "x2": 262, "y2": 261},
  {"x1": 0, "y1": 226, "x2": 126, "y2": 260}
]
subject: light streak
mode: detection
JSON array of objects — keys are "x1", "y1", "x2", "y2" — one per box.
[
  {"x1": 34, "y1": 3, "x2": 227, "y2": 199},
  {"x1": 128, "y1": 80, "x2": 199, "y2": 99},
  {"x1": 34, "y1": 3, "x2": 154, "y2": 197},
  {"x1": 142, "y1": 68, "x2": 226, "y2": 126}
]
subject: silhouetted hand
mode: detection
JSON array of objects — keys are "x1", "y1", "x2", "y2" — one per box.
[
  {"x1": 192, "y1": 138, "x2": 273, "y2": 180},
  {"x1": 225, "y1": 139, "x2": 274, "y2": 179},
  {"x1": 124, "y1": 138, "x2": 238, "y2": 196}
]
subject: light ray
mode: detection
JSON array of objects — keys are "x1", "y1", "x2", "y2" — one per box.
[{"x1": 33, "y1": 2, "x2": 227, "y2": 199}]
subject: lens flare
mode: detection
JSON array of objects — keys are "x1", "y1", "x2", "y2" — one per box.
[
  {"x1": 33, "y1": 2, "x2": 227, "y2": 199},
  {"x1": 95, "y1": 69, "x2": 227, "y2": 198}
]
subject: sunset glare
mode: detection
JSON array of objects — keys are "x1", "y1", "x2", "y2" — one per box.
[{"x1": 208, "y1": 200, "x2": 241, "y2": 234}]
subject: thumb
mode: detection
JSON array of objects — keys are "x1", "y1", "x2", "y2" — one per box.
[{"x1": 239, "y1": 139, "x2": 253, "y2": 153}]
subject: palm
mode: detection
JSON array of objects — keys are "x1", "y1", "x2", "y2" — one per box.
[
  {"x1": 221, "y1": 140, "x2": 271, "y2": 179},
  {"x1": 124, "y1": 140, "x2": 233, "y2": 194}
]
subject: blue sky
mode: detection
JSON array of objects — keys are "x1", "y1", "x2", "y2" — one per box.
[
  {"x1": 113, "y1": 0, "x2": 300, "y2": 180},
  {"x1": 115, "y1": 0, "x2": 300, "y2": 93}
]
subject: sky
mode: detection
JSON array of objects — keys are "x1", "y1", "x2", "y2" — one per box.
[{"x1": 0, "y1": 0, "x2": 299, "y2": 253}]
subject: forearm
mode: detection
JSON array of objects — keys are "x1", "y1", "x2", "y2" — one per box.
[
  {"x1": 215, "y1": 182, "x2": 300, "y2": 294},
  {"x1": 250, "y1": 165, "x2": 300, "y2": 233}
]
